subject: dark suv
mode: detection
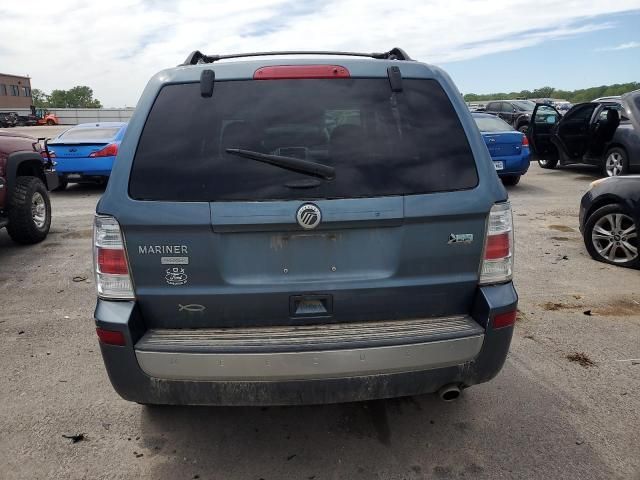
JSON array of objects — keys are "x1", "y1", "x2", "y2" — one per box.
[
  {"x1": 484, "y1": 100, "x2": 535, "y2": 133},
  {"x1": 528, "y1": 90, "x2": 640, "y2": 177},
  {"x1": 93, "y1": 48, "x2": 518, "y2": 406}
]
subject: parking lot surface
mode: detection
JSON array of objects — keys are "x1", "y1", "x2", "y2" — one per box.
[
  {"x1": 1, "y1": 159, "x2": 639, "y2": 479},
  {"x1": 0, "y1": 124, "x2": 68, "y2": 138}
]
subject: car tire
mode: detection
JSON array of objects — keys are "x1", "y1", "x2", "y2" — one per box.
[
  {"x1": 501, "y1": 175, "x2": 521, "y2": 186},
  {"x1": 46, "y1": 119, "x2": 55, "y2": 126},
  {"x1": 602, "y1": 147, "x2": 629, "y2": 177},
  {"x1": 583, "y1": 204, "x2": 638, "y2": 269},
  {"x1": 538, "y1": 157, "x2": 558, "y2": 169},
  {"x1": 6, "y1": 176, "x2": 52, "y2": 245},
  {"x1": 53, "y1": 177, "x2": 68, "y2": 191}
]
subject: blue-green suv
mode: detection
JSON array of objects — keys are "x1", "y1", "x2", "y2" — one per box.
[{"x1": 93, "y1": 48, "x2": 517, "y2": 405}]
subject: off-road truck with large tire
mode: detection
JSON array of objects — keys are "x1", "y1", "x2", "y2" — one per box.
[{"x1": 0, "y1": 131, "x2": 58, "y2": 244}]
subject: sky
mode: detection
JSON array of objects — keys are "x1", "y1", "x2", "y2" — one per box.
[{"x1": 1, "y1": 0, "x2": 639, "y2": 106}]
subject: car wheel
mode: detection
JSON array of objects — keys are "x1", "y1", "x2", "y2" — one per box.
[
  {"x1": 501, "y1": 175, "x2": 520, "y2": 186},
  {"x1": 538, "y1": 157, "x2": 558, "y2": 169},
  {"x1": 6, "y1": 176, "x2": 52, "y2": 244},
  {"x1": 46, "y1": 119, "x2": 55, "y2": 126},
  {"x1": 603, "y1": 147, "x2": 629, "y2": 177},
  {"x1": 583, "y1": 204, "x2": 638, "y2": 269}
]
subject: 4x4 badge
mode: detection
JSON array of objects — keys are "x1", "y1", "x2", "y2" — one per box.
[
  {"x1": 296, "y1": 204, "x2": 321, "y2": 230},
  {"x1": 448, "y1": 233, "x2": 473, "y2": 244}
]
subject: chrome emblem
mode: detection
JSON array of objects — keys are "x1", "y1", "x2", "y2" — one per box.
[
  {"x1": 296, "y1": 204, "x2": 321, "y2": 230},
  {"x1": 448, "y1": 233, "x2": 474, "y2": 244}
]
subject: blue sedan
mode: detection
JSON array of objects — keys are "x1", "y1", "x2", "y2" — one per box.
[
  {"x1": 47, "y1": 122, "x2": 127, "y2": 190},
  {"x1": 472, "y1": 113, "x2": 530, "y2": 186}
]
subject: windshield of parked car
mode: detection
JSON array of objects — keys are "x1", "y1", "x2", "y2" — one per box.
[
  {"x1": 473, "y1": 116, "x2": 514, "y2": 132},
  {"x1": 512, "y1": 101, "x2": 535, "y2": 111},
  {"x1": 130, "y1": 78, "x2": 478, "y2": 201},
  {"x1": 59, "y1": 128, "x2": 120, "y2": 141}
]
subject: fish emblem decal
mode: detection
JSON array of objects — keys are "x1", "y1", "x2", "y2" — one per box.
[{"x1": 178, "y1": 304, "x2": 206, "y2": 313}]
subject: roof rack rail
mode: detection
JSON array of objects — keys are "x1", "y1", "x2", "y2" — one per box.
[{"x1": 180, "y1": 48, "x2": 412, "y2": 66}]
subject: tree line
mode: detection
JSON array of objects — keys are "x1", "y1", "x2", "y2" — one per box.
[
  {"x1": 32, "y1": 86, "x2": 102, "y2": 108},
  {"x1": 28, "y1": 81, "x2": 639, "y2": 108},
  {"x1": 464, "y1": 82, "x2": 639, "y2": 104}
]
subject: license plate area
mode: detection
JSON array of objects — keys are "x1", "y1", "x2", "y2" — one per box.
[
  {"x1": 290, "y1": 294, "x2": 333, "y2": 318},
  {"x1": 493, "y1": 161, "x2": 504, "y2": 171}
]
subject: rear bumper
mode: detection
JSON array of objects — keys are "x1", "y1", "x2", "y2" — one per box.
[
  {"x1": 136, "y1": 333, "x2": 484, "y2": 381},
  {"x1": 55, "y1": 156, "x2": 114, "y2": 176},
  {"x1": 94, "y1": 283, "x2": 517, "y2": 405},
  {"x1": 493, "y1": 151, "x2": 531, "y2": 176}
]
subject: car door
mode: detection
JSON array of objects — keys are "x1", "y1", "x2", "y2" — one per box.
[
  {"x1": 528, "y1": 104, "x2": 561, "y2": 161},
  {"x1": 485, "y1": 102, "x2": 498, "y2": 116},
  {"x1": 553, "y1": 103, "x2": 598, "y2": 163},
  {"x1": 497, "y1": 102, "x2": 513, "y2": 125},
  {"x1": 506, "y1": 102, "x2": 519, "y2": 126},
  {"x1": 623, "y1": 89, "x2": 640, "y2": 134},
  {"x1": 586, "y1": 104, "x2": 622, "y2": 158}
]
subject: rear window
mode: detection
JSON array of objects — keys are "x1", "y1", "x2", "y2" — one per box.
[
  {"x1": 473, "y1": 116, "x2": 513, "y2": 132},
  {"x1": 61, "y1": 128, "x2": 120, "y2": 141},
  {"x1": 130, "y1": 78, "x2": 478, "y2": 201}
]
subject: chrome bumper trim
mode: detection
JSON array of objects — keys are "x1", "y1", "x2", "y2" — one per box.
[{"x1": 135, "y1": 335, "x2": 484, "y2": 381}]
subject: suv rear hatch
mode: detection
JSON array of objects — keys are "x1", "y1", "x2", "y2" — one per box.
[{"x1": 122, "y1": 69, "x2": 489, "y2": 329}]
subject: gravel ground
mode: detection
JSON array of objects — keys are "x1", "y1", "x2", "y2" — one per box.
[
  {"x1": 1, "y1": 160, "x2": 639, "y2": 480},
  {"x1": 0, "y1": 125, "x2": 69, "y2": 138}
]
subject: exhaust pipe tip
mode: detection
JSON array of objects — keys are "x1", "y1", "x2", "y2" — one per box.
[{"x1": 438, "y1": 384, "x2": 461, "y2": 402}]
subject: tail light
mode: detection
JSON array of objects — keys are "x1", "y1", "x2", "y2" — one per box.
[
  {"x1": 93, "y1": 215, "x2": 134, "y2": 299},
  {"x1": 480, "y1": 202, "x2": 514, "y2": 285},
  {"x1": 89, "y1": 143, "x2": 118, "y2": 158},
  {"x1": 521, "y1": 135, "x2": 529, "y2": 147},
  {"x1": 96, "y1": 327, "x2": 126, "y2": 346},
  {"x1": 254, "y1": 65, "x2": 350, "y2": 80},
  {"x1": 492, "y1": 309, "x2": 517, "y2": 329}
]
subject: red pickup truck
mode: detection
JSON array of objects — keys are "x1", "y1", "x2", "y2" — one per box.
[{"x1": 0, "y1": 131, "x2": 58, "y2": 244}]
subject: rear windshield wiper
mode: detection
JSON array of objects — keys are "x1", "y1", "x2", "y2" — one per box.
[{"x1": 225, "y1": 148, "x2": 335, "y2": 180}]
